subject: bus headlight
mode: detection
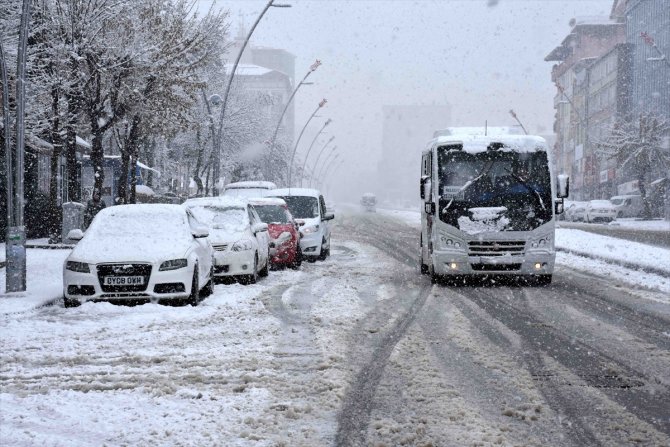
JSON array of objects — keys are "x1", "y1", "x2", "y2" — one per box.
[
  {"x1": 529, "y1": 236, "x2": 552, "y2": 251},
  {"x1": 439, "y1": 235, "x2": 464, "y2": 250}
]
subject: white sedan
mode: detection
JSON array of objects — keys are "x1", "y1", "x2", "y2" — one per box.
[
  {"x1": 183, "y1": 197, "x2": 270, "y2": 284},
  {"x1": 63, "y1": 204, "x2": 214, "y2": 307},
  {"x1": 585, "y1": 199, "x2": 618, "y2": 223}
]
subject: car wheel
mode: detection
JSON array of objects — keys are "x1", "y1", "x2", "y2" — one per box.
[
  {"x1": 318, "y1": 237, "x2": 329, "y2": 261},
  {"x1": 420, "y1": 235, "x2": 429, "y2": 275},
  {"x1": 429, "y1": 262, "x2": 438, "y2": 284},
  {"x1": 187, "y1": 266, "x2": 200, "y2": 306},
  {"x1": 259, "y1": 257, "x2": 269, "y2": 277},
  {"x1": 240, "y1": 255, "x2": 258, "y2": 285},
  {"x1": 202, "y1": 265, "x2": 214, "y2": 297},
  {"x1": 291, "y1": 247, "x2": 303, "y2": 270},
  {"x1": 63, "y1": 296, "x2": 81, "y2": 308}
]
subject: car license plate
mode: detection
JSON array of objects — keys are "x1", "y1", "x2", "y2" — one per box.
[{"x1": 104, "y1": 276, "x2": 144, "y2": 286}]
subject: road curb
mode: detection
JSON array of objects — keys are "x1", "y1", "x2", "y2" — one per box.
[{"x1": 556, "y1": 247, "x2": 670, "y2": 278}]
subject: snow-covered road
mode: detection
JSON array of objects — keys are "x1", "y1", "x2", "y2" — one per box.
[{"x1": 1, "y1": 209, "x2": 670, "y2": 446}]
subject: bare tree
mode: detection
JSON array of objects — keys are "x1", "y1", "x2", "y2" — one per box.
[{"x1": 598, "y1": 113, "x2": 670, "y2": 218}]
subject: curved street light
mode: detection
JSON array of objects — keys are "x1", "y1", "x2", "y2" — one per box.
[
  {"x1": 287, "y1": 98, "x2": 327, "y2": 187},
  {"x1": 322, "y1": 159, "x2": 344, "y2": 194},
  {"x1": 211, "y1": 0, "x2": 291, "y2": 196},
  {"x1": 268, "y1": 59, "x2": 321, "y2": 150},
  {"x1": 309, "y1": 137, "x2": 335, "y2": 188},
  {"x1": 299, "y1": 118, "x2": 331, "y2": 187}
]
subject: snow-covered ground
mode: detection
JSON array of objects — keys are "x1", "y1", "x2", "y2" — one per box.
[
  {"x1": 377, "y1": 207, "x2": 670, "y2": 298},
  {"x1": 0, "y1": 241, "x2": 397, "y2": 446}
]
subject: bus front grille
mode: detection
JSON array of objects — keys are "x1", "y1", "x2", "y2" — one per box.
[{"x1": 468, "y1": 241, "x2": 525, "y2": 256}]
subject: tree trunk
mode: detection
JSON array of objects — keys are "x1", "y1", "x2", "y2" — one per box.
[
  {"x1": 638, "y1": 172, "x2": 652, "y2": 219},
  {"x1": 48, "y1": 85, "x2": 62, "y2": 238},
  {"x1": 65, "y1": 94, "x2": 80, "y2": 202},
  {"x1": 117, "y1": 149, "x2": 130, "y2": 205}
]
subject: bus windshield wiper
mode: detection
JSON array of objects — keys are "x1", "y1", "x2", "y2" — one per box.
[
  {"x1": 504, "y1": 167, "x2": 546, "y2": 210},
  {"x1": 442, "y1": 160, "x2": 495, "y2": 214}
]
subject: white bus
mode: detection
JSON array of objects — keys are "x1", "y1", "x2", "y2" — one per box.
[{"x1": 419, "y1": 134, "x2": 569, "y2": 285}]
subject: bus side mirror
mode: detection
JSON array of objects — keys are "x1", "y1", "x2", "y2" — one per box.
[
  {"x1": 557, "y1": 174, "x2": 570, "y2": 198},
  {"x1": 424, "y1": 202, "x2": 435, "y2": 214}
]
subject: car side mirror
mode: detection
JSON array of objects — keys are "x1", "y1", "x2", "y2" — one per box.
[
  {"x1": 420, "y1": 175, "x2": 431, "y2": 200},
  {"x1": 67, "y1": 229, "x2": 84, "y2": 241},
  {"x1": 554, "y1": 199, "x2": 564, "y2": 215},
  {"x1": 557, "y1": 174, "x2": 570, "y2": 198},
  {"x1": 424, "y1": 202, "x2": 435, "y2": 215},
  {"x1": 192, "y1": 225, "x2": 209, "y2": 238},
  {"x1": 252, "y1": 223, "x2": 268, "y2": 234},
  {"x1": 323, "y1": 212, "x2": 334, "y2": 221}
]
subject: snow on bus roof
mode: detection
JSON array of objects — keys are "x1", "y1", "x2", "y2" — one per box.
[{"x1": 430, "y1": 134, "x2": 548, "y2": 154}]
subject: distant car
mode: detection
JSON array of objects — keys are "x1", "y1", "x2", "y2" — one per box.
[
  {"x1": 62, "y1": 204, "x2": 214, "y2": 307},
  {"x1": 585, "y1": 199, "x2": 617, "y2": 223},
  {"x1": 360, "y1": 193, "x2": 376, "y2": 212},
  {"x1": 249, "y1": 198, "x2": 301, "y2": 269},
  {"x1": 609, "y1": 194, "x2": 643, "y2": 218},
  {"x1": 221, "y1": 181, "x2": 277, "y2": 200},
  {"x1": 183, "y1": 197, "x2": 270, "y2": 284},
  {"x1": 267, "y1": 188, "x2": 334, "y2": 261},
  {"x1": 564, "y1": 200, "x2": 588, "y2": 222}
]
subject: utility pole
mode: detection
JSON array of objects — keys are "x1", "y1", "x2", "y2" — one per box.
[{"x1": 5, "y1": 0, "x2": 31, "y2": 292}]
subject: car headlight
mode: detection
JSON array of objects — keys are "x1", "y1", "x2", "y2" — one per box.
[
  {"x1": 232, "y1": 239, "x2": 254, "y2": 251},
  {"x1": 301, "y1": 225, "x2": 319, "y2": 235},
  {"x1": 66, "y1": 260, "x2": 90, "y2": 273},
  {"x1": 159, "y1": 258, "x2": 188, "y2": 271}
]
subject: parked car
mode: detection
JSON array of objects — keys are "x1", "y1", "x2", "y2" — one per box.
[
  {"x1": 360, "y1": 192, "x2": 377, "y2": 212},
  {"x1": 267, "y1": 188, "x2": 334, "y2": 261},
  {"x1": 221, "y1": 181, "x2": 277, "y2": 200},
  {"x1": 62, "y1": 204, "x2": 214, "y2": 307},
  {"x1": 249, "y1": 198, "x2": 301, "y2": 269},
  {"x1": 564, "y1": 200, "x2": 588, "y2": 222},
  {"x1": 183, "y1": 197, "x2": 270, "y2": 284},
  {"x1": 609, "y1": 194, "x2": 643, "y2": 218},
  {"x1": 585, "y1": 199, "x2": 617, "y2": 223}
]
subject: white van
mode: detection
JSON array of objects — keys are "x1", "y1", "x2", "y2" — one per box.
[
  {"x1": 222, "y1": 181, "x2": 277, "y2": 199},
  {"x1": 267, "y1": 188, "x2": 334, "y2": 261},
  {"x1": 609, "y1": 195, "x2": 643, "y2": 218}
]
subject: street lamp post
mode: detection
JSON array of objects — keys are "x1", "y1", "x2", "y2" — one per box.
[
  {"x1": 211, "y1": 0, "x2": 291, "y2": 196},
  {"x1": 268, "y1": 59, "x2": 321, "y2": 150},
  {"x1": 508, "y1": 109, "x2": 528, "y2": 135},
  {"x1": 322, "y1": 159, "x2": 344, "y2": 195},
  {"x1": 309, "y1": 137, "x2": 335, "y2": 188},
  {"x1": 299, "y1": 118, "x2": 331, "y2": 187},
  {"x1": 640, "y1": 32, "x2": 670, "y2": 68},
  {"x1": 5, "y1": 0, "x2": 31, "y2": 293},
  {"x1": 287, "y1": 98, "x2": 327, "y2": 187}
]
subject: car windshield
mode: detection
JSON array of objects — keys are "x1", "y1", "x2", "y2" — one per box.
[
  {"x1": 610, "y1": 198, "x2": 624, "y2": 205},
  {"x1": 253, "y1": 205, "x2": 291, "y2": 224},
  {"x1": 437, "y1": 147, "x2": 552, "y2": 232},
  {"x1": 187, "y1": 205, "x2": 249, "y2": 232},
  {"x1": 87, "y1": 209, "x2": 190, "y2": 241},
  {"x1": 276, "y1": 196, "x2": 320, "y2": 219}
]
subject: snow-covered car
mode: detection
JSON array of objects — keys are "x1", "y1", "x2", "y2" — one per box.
[
  {"x1": 564, "y1": 200, "x2": 588, "y2": 222},
  {"x1": 360, "y1": 193, "x2": 377, "y2": 212},
  {"x1": 183, "y1": 197, "x2": 270, "y2": 284},
  {"x1": 585, "y1": 199, "x2": 617, "y2": 223},
  {"x1": 62, "y1": 204, "x2": 214, "y2": 307},
  {"x1": 221, "y1": 181, "x2": 277, "y2": 200},
  {"x1": 249, "y1": 198, "x2": 301, "y2": 269},
  {"x1": 267, "y1": 188, "x2": 334, "y2": 261},
  {"x1": 609, "y1": 194, "x2": 643, "y2": 218}
]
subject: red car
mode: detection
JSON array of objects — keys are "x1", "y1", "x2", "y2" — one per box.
[{"x1": 249, "y1": 198, "x2": 302, "y2": 269}]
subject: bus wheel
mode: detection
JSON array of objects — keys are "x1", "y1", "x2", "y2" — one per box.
[{"x1": 534, "y1": 275, "x2": 552, "y2": 286}]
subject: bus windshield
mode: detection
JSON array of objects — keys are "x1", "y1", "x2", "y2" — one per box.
[{"x1": 437, "y1": 147, "x2": 552, "y2": 232}]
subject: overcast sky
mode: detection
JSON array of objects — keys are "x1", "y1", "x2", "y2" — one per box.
[{"x1": 197, "y1": 0, "x2": 613, "y2": 198}]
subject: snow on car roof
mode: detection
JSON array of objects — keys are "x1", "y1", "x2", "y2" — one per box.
[
  {"x1": 429, "y1": 134, "x2": 548, "y2": 154},
  {"x1": 223, "y1": 181, "x2": 277, "y2": 190},
  {"x1": 248, "y1": 197, "x2": 287, "y2": 206},
  {"x1": 268, "y1": 188, "x2": 321, "y2": 198},
  {"x1": 183, "y1": 196, "x2": 247, "y2": 208}
]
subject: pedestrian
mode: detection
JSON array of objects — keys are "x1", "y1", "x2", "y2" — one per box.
[{"x1": 84, "y1": 190, "x2": 106, "y2": 229}]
